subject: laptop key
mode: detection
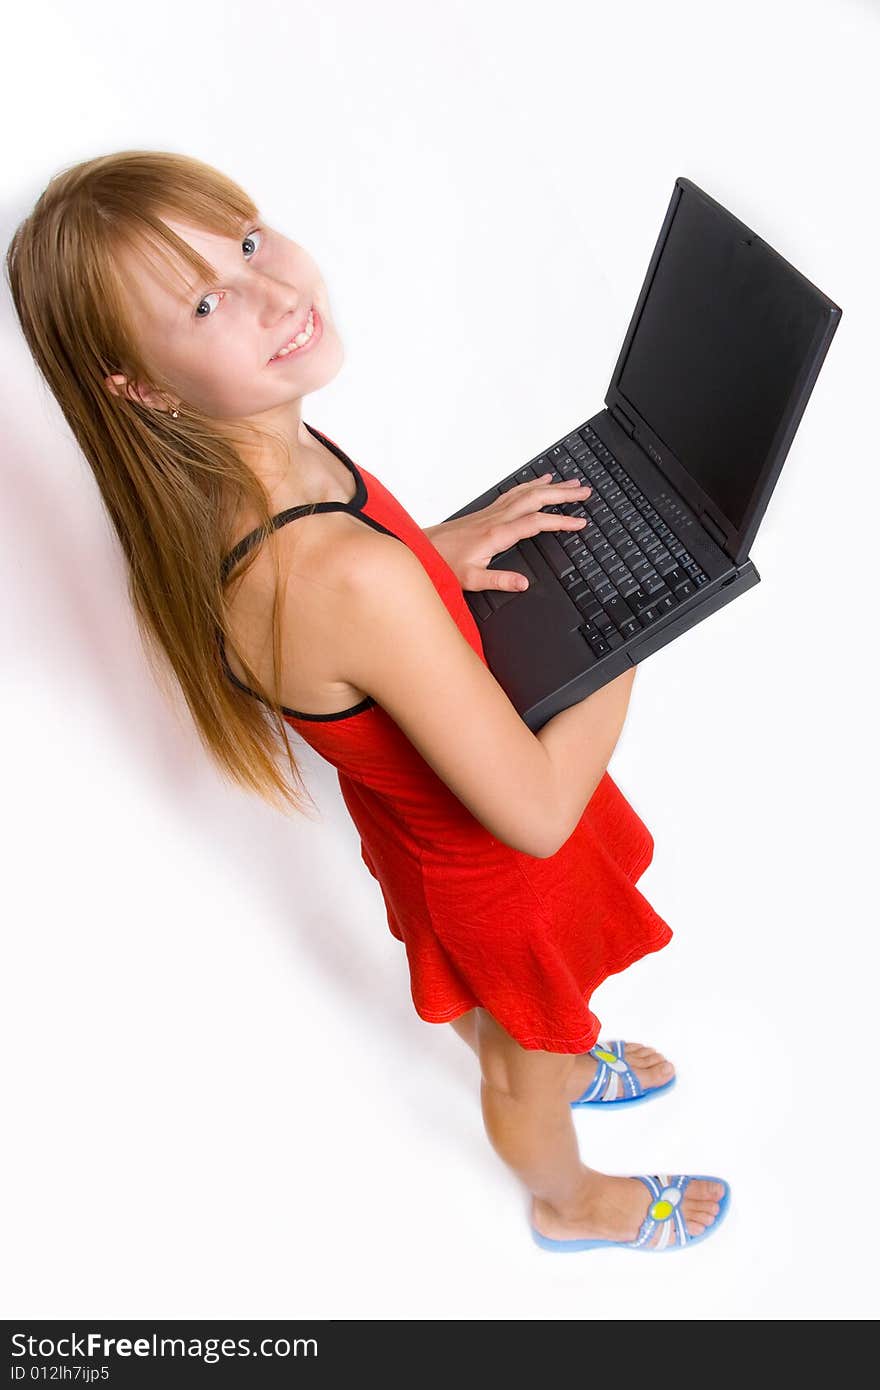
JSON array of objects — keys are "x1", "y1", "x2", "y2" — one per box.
[
  {"x1": 629, "y1": 587, "x2": 658, "y2": 612},
  {"x1": 605, "y1": 629, "x2": 625, "y2": 650},
  {"x1": 580, "y1": 597, "x2": 605, "y2": 621},
  {"x1": 620, "y1": 618, "x2": 641, "y2": 639},
  {"x1": 498, "y1": 466, "x2": 537, "y2": 493},
  {"x1": 602, "y1": 595, "x2": 637, "y2": 629},
  {"x1": 573, "y1": 586, "x2": 597, "y2": 608},
  {"x1": 585, "y1": 632, "x2": 611, "y2": 658},
  {"x1": 547, "y1": 444, "x2": 570, "y2": 465}
]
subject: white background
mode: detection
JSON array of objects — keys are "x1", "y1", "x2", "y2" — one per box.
[{"x1": 2, "y1": 0, "x2": 877, "y2": 1322}]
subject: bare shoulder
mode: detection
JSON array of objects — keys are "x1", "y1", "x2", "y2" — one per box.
[
  {"x1": 226, "y1": 508, "x2": 384, "y2": 619},
  {"x1": 223, "y1": 509, "x2": 398, "y2": 714}
]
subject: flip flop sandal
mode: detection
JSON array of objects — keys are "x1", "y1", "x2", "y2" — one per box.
[
  {"x1": 531, "y1": 1173, "x2": 731, "y2": 1253},
  {"x1": 571, "y1": 1039, "x2": 677, "y2": 1108}
]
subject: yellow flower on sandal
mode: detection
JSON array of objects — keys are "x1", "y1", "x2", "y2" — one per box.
[
  {"x1": 531, "y1": 1174, "x2": 731, "y2": 1254},
  {"x1": 572, "y1": 1039, "x2": 677, "y2": 1108}
]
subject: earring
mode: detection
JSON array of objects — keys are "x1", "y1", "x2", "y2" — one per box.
[{"x1": 170, "y1": 409, "x2": 179, "y2": 419}]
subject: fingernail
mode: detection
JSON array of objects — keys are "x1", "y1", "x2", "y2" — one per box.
[{"x1": 517, "y1": 578, "x2": 528, "y2": 590}]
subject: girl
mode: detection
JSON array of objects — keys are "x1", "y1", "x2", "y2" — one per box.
[{"x1": 6, "y1": 150, "x2": 729, "y2": 1255}]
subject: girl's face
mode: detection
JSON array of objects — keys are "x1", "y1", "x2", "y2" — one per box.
[{"x1": 107, "y1": 216, "x2": 344, "y2": 425}]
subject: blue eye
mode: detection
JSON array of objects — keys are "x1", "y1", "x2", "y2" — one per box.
[{"x1": 194, "y1": 228, "x2": 263, "y2": 318}]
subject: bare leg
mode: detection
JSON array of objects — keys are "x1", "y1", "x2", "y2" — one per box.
[
  {"x1": 473, "y1": 1007, "x2": 724, "y2": 1246},
  {"x1": 452, "y1": 1012, "x2": 676, "y2": 1103},
  {"x1": 475, "y1": 1007, "x2": 589, "y2": 1209},
  {"x1": 448, "y1": 1009, "x2": 479, "y2": 1057}
]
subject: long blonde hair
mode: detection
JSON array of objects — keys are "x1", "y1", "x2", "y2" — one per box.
[{"x1": 5, "y1": 149, "x2": 319, "y2": 817}]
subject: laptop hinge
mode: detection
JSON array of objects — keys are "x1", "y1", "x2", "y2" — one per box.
[
  {"x1": 610, "y1": 404, "x2": 638, "y2": 438},
  {"x1": 700, "y1": 510, "x2": 729, "y2": 550}
]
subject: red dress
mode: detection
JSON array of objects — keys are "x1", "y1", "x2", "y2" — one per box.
[{"x1": 221, "y1": 423, "x2": 673, "y2": 1052}]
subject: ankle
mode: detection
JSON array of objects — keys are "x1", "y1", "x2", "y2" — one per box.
[
  {"x1": 537, "y1": 1166, "x2": 604, "y2": 1222},
  {"x1": 563, "y1": 1051, "x2": 597, "y2": 1103}
]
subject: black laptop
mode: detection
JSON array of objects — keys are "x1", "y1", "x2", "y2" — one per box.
[{"x1": 444, "y1": 177, "x2": 841, "y2": 732}]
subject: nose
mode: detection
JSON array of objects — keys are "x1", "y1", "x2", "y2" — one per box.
[{"x1": 257, "y1": 274, "x2": 304, "y2": 326}]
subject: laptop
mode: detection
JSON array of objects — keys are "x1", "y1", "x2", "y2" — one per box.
[{"x1": 443, "y1": 177, "x2": 842, "y2": 732}]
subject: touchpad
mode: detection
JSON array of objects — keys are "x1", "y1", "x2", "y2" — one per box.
[{"x1": 483, "y1": 544, "x2": 542, "y2": 613}]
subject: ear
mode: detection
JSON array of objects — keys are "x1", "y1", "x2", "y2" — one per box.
[{"x1": 104, "y1": 373, "x2": 172, "y2": 412}]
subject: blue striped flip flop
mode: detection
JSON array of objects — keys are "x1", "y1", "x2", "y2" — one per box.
[
  {"x1": 531, "y1": 1174, "x2": 731, "y2": 1253},
  {"x1": 571, "y1": 1038, "x2": 677, "y2": 1108}
]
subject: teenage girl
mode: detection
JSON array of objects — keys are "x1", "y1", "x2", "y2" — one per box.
[{"x1": 6, "y1": 150, "x2": 729, "y2": 1255}]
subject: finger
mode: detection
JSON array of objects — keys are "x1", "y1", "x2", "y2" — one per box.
[
  {"x1": 535, "y1": 513, "x2": 591, "y2": 534},
  {"x1": 508, "y1": 478, "x2": 592, "y2": 510},
  {"x1": 530, "y1": 475, "x2": 593, "y2": 494},
  {"x1": 552, "y1": 482, "x2": 593, "y2": 497},
  {"x1": 486, "y1": 571, "x2": 531, "y2": 592}
]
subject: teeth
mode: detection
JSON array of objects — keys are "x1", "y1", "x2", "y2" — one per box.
[{"x1": 272, "y1": 308, "x2": 315, "y2": 358}]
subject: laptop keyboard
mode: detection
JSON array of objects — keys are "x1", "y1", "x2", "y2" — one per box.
[{"x1": 495, "y1": 425, "x2": 711, "y2": 658}]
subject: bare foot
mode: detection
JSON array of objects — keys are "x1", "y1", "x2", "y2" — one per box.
[
  {"x1": 532, "y1": 1172, "x2": 725, "y2": 1248},
  {"x1": 565, "y1": 1041, "x2": 675, "y2": 1104}
]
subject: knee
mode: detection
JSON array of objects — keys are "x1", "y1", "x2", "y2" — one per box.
[{"x1": 474, "y1": 1008, "x2": 580, "y2": 1100}]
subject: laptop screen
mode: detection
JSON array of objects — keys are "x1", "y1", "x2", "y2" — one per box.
[{"x1": 615, "y1": 189, "x2": 826, "y2": 535}]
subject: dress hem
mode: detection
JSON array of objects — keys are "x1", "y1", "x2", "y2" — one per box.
[{"x1": 409, "y1": 918, "x2": 673, "y2": 1052}]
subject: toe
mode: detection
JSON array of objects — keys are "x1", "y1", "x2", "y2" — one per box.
[
  {"x1": 682, "y1": 1195, "x2": 719, "y2": 1233},
  {"x1": 688, "y1": 1179, "x2": 723, "y2": 1202},
  {"x1": 688, "y1": 1201, "x2": 720, "y2": 1220},
  {"x1": 640, "y1": 1060, "x2": 675, "y2": 1091},
  {"x1": 685, "y1": 1216, "x2": 708, "y2": 1237},
  {"x1": 625, "y1": 1042, "x2": 675, "y2": 1076}
]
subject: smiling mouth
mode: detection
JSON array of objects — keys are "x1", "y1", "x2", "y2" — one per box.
[{"x1": 269, "y1": 306, "x2": 316, "y2": 361}]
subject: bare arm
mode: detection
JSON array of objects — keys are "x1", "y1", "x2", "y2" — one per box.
[
  {"x1": 536, "y1": 665, "x2": 637, "y2": 849},
  {"x1": 319, "y1": 523, "x2": 637, "y2": 858}
]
